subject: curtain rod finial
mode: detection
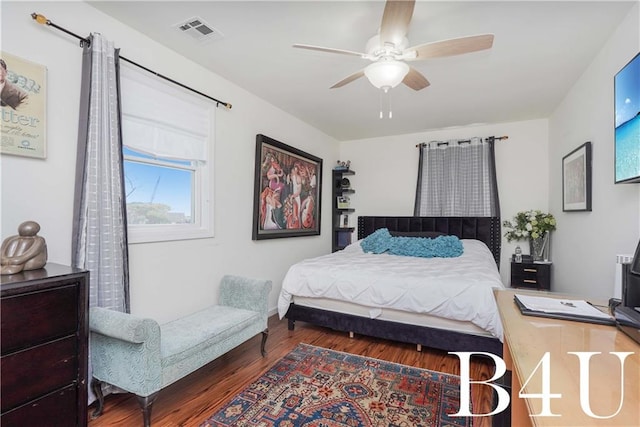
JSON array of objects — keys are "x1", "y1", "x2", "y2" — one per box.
[
  {"x1": 224, "y1": 103, "x2": 232, "y2": 110},
  {"x1": 31, "y1": 13, "x2": 49, "y2": 25}
]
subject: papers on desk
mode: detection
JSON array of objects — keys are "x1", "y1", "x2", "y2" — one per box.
[{"x1": 514, "y1": 294, "x2": 616, "y2": 325}]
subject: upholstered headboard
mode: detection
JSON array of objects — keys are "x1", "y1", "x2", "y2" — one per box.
[{"x1": 357, "y1": 216, "x2": 501, "y2": 267}]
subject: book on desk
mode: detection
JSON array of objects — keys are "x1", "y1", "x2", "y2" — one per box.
[{"x1": 514, "y1": 294, "x2": 616, "y2": 326}]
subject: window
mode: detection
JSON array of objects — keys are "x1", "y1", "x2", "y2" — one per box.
[{"x1": 120, "y1": 64, "x2": 214, "y2": 243}]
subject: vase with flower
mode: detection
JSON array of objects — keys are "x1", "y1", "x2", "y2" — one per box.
[{"x1": 503, "y1": 210, "x2": 556, "y2": 262}]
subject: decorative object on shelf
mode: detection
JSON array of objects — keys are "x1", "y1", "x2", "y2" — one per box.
[
  {"x1": 511, "y1": 253, "x2": 533, "y2": 263},
  {"x1": 337, "y1": 196, "x2": 350, "y2": 209},
  {"x1": 0, "y1": 52, "x2": 47, "y2": 159},
  {"x1": 252, "y1": 134, "x2": 323, "y2": 240},
  {"x1": 529, "y1": 233, "x2": 550, "y2": 262},
  {"x1": 337, "y1": 231, "x2": 352, "y2": 248},
  {"x1": 562, "y1": 141, "x2": 592, "y2": 211},
  {"x1": 340, "y1": 214, "x2": 350, "y2": 228},
  {"x1": 503, "y1": 210, "x2": 556, "y2": 262},
  {"x1": 1, "y1": 220, "x2": 47, "y2": 275},
  {"x1": 340, "y1": 177, "x2": 351, "y2": 189},
  {"x1": 334, "y1": 160, "x2": 351, "y2": 170},
  {"x1": 514, "y1": 245, "x2": 522, "y2": 263}
]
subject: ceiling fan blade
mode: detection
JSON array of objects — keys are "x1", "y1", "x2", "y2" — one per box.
[
  {"x1": 293, "y1": 44, "x2": 366, "y2": 58},
  {"x1": 408, "y1": 34, "x2": 494, "y2": 60},
  {"x1": 402, "y1": 67, "x2": 430, "y2": 91},
  {"x1": 330, "y1": 70, "x2": 366, "y2": 89},
  {"x1": 379, "y1": 0, "x2": 415, "y2": 47}
]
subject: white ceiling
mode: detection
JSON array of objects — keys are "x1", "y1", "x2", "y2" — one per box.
[{"x1": 88, "y1": 1, "x2": 636, "y2": 141}]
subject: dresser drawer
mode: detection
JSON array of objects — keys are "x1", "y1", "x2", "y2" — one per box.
[
  {"x1": 512, "y1": 266, "x2": 540, "y2": 282},
  {"x1": 1, "y1": 336, "x2": 77, "y2": 412},
  {"x1": 0, "y1": 384, "x2": 77, "y2": 427},
  {"x1": 1, "y1": 284, "x2": 79, "y2": 354}
]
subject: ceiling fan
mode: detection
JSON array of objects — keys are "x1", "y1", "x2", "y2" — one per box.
[{"x1": 293, "y1": 0, "x2": 494, "y2": 92}]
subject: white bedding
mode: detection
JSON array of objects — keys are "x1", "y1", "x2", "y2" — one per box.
[{"x1": 278, "y1": 239, "x2": 505, "y2": 340}]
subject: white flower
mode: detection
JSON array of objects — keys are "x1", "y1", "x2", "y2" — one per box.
[{"x1": 503, "y1": 210, "x2": 556, "y2": 242}]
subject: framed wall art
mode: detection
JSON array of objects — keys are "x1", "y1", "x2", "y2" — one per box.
[
  {"x1": 562, "y1": 141, "x2": 592, "y2": 212},
  {"x1": 252, "y1": 134, "x2": 322, "y2": 240},
  {"x1": 0, "y1": 52, "x2": 47, "y2": 159}
]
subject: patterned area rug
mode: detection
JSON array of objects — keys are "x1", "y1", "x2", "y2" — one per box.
[{"x1": 200, "y1": 343, "x2": 472, "y2": 427}]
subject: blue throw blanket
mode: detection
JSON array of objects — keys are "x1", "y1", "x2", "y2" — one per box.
[{"x1": 360, "y1": 228, "x2": 463, "y2": 258}]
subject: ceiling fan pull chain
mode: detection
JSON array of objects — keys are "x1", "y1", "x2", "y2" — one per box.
[
  {"x1": 378, "y1": 87, "x2": 392, "y2": 119},
  {"x1": 376, "y1": 87, "x2": 396, "y2": 119}
]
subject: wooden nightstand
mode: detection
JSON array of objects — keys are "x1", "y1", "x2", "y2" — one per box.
[{"x1": 510, "y1": 261, "x2": 551, "y2": 290}]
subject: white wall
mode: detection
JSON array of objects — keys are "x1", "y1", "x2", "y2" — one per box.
[
  {"x1": 548, "y1": 3, "x2": 640, "y2": 300},
  {"x1": 339, "y1": 119, "x2": 550, "y2": 285},
  {"x1": 1, "y1": 1, "x2": 338, "y2": 323}
]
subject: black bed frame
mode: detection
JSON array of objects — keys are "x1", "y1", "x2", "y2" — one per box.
[{"x1": 285, "y1": 216, "x2": 503, "y2": 356}]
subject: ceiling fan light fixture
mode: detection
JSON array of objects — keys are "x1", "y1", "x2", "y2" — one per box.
[{"x1": 364, "y1": 60, "x2": 409, "y2": 89}]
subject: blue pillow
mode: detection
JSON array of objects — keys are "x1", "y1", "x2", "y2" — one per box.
[
  {"x1": 388, "y1": 235, "x2": 463, "y2": 258},
  {"x1": 360, "y1": 228, "x2": 393, "y2": 254}
]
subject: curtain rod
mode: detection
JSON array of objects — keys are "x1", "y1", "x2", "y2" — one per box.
[
  {"x1": 415, "y1": 135, "x2": 508, "y2": 148},
  {"x1": 31, "y1": 13, "x2": 232, "y2": 110}
]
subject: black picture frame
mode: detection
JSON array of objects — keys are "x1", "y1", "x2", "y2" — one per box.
[
  {"x1": 252, "y1": 134, "x2": 322, "y2": 240},
  {"x1": 562, "y1": 141, "x2": 592, "y2": 212}
]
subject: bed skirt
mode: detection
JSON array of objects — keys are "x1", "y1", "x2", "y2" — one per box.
[{"x1": 285, "y1": 303, "x2": 503, "y2": 357}]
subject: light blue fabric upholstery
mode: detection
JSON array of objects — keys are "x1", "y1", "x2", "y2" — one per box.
[{"x1": 89, "y1": 275, "x2": 272, "y2": 401}]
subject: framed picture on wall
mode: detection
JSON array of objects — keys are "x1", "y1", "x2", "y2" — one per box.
[
  {"x1": 562, "y1": 141, "x2": 592, "y2": 212},
  {"x1": 0, "y1": 52, "x2": 47, "y2": 159},
  {"x1": 252, "y1": 134, "x2": 323, "y2": 240}
]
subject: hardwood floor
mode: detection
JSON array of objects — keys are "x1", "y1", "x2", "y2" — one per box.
[{"x1": 88, "y1": 315, "x2": 498, "y2": 427}]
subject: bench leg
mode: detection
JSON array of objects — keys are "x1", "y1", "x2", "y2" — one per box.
[
  {"x1": 288, "y1": 318, "x2": 295, "y2": 330},
  {"x1": 137, "y1": 392, "x2": 159, "y2": 427},
  {"x1": 91, "y1": 378, "x2": 105, "y2": 419},
  {"x1": 261, "y1": 328, "x2": 269, "y2": 357}
]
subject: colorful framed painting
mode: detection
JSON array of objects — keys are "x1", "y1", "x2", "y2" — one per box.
[
  {"x1": 0, "y1": 52, "x2": 47, "y2": 159},
  {"x1": 562, "y1": 141, "x2": 592, "y2": 212},
  {"x1": 252, "y1": 134, "x2": 323, "y2": 240}
]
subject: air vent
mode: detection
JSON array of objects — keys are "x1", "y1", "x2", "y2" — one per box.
[{"x1": 174, "y1": 17, "x2": 223, "y2": 42}]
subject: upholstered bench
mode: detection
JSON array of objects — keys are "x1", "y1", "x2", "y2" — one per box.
[{"x1": 89, "y1": 275, "x2": 272, "y2": 427}]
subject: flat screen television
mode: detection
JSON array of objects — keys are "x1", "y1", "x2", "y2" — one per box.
[{"x1": 615, "y1": 52, "x2": 640, "y2": 184}]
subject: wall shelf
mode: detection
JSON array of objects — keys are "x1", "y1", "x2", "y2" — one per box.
[{"x1": 332, "y1": 169, "x2": 355, "y2": 252}]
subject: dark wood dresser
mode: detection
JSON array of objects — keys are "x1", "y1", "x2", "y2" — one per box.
[{"x1": 1, "y1": 263, "x2": 89, "y2": 426}]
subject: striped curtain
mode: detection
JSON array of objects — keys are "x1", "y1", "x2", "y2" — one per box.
[
  {"x1": 71, "y1": 33, "x2": 129, "y2": 404},
  {"x1": 414, "y1": 137, "x2": 500, "y2": 217}
]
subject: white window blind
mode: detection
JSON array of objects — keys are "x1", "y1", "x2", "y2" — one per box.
[{"x1": 120, "y1": 65, "x2": 211, "y2": 161}]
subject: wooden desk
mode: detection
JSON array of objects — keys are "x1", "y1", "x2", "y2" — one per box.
[{"x1": 496, "y1": 289, "x2": 639, "y2": 427}]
